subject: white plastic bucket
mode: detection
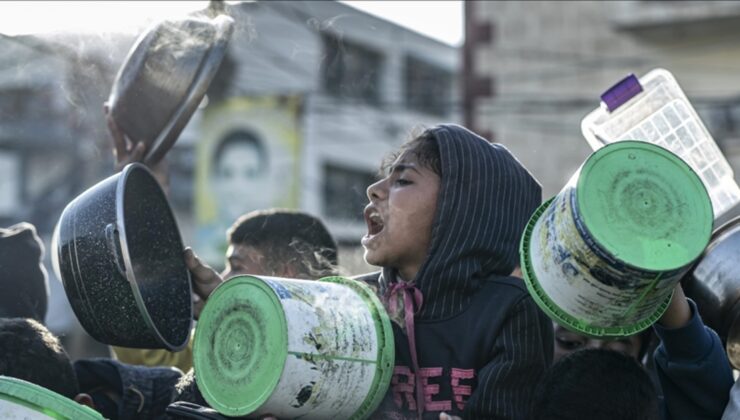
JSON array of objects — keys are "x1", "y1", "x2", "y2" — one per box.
[
  {"x1": 194, "y1": 275, "x2": 394, "y2": 419},
  {"x1": 521, "y1": 141, "x2": 713, "y2": 337}
]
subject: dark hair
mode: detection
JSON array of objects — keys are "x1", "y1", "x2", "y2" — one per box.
[
  {"x1": 531, "y1": 349, "x2": 659, "y2": 420},
  {"x1": 381, "y1": 128, "x2": 441, "y2": 177},
  {"x1": 212, "y1": 129, "x2": 267, "y2": 173},
  {"x1": 0, "y1": 318, "x2": 78, "y2": 399},
  {"x1": 227, "y1": 209, "x2": 339, "y2": 279}
]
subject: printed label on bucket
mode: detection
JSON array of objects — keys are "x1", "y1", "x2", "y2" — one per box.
[
  {"x1": 530, "y1": 188, "x2": 683, "y2": 328},
  {"x1": 254, "y1": 278, "x2": 381, "y2": 419}
]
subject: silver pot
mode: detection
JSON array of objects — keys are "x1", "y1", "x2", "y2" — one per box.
[
  {"x1": 108, "y1": 14, "x2": 234, "y2": 164},
  {"x1": 683, "y1": 215, "x2": 740, "y2": 368}
]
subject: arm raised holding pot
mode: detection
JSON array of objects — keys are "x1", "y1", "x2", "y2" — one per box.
[{"x1": 104, "y1": 103, "x2": 170, "y2": 191}]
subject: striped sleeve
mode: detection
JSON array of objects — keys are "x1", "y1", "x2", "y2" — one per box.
[{"x1": 464, "y1": 296, "x2": 554, "y2": 420}]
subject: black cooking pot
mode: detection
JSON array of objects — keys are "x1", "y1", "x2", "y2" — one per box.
[
  {"x1": 683, "y1": 214, "x2": 740, "y2": 368},
  {"x1": 52, "y1": 164, "x2": 192, "y2": 350}
]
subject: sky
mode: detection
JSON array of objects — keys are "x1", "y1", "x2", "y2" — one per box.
[
  {"x1": 0, "y1": 1, "x2": 464, "y2": 46},
  {"x1": 339, "y1": 1, "x2": 464, "y2": 46}
]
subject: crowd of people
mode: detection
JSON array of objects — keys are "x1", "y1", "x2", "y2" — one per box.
[{"x1": 1, "y1": 107, "x2": 740, "y2": 420}]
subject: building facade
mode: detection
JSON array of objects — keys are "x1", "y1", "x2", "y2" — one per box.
[{"x1": 465, "y1": 1, "x2": 740, "y2": 198}]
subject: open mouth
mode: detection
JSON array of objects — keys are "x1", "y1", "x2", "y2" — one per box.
[{"x1": 364, "y1": 207, "x2": 384, "y2": 238}]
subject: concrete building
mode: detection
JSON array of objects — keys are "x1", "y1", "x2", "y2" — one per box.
[{"x1": 464, "y1": 1, "x2": 740, "y2": 199}]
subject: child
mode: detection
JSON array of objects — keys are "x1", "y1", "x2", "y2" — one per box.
[{"x1": 359, "y1": 125, "x2": 552, "y2": 419}]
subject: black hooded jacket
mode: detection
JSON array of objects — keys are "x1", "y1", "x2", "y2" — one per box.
[{"x1": 359, "y1": 125, "x2": 553, "y2": 419}]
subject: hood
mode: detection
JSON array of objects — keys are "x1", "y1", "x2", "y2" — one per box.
[{"x1": 382, "y1": 124, "x2": 541, "y2": 320}]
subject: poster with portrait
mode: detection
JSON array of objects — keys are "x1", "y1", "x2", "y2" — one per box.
[{"x1": 194, "y1": 96, "x2": 302, "y2": 266}]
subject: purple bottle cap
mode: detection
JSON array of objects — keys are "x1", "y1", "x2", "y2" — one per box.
[{"x1": 601, "y1": 74, "x2": 643, "y2": 112}]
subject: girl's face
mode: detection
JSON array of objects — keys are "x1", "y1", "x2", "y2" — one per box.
[
  {"x1": 553, "y1": 323, "x2": 643, "y2": 363},
  {"x1": 362, "y1": 152, "x2": 440, "y2": 281}
]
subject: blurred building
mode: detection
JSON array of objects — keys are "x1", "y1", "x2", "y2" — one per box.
[
  {"x1": 464, "y1": 1, "x2": 740, "y2": 198},
  {"x1": 176, "y1": 1, "x2": 460, "y2": 269},
  {"x1": 0, "y1": 1, "x2": 459, "y2": 356}
]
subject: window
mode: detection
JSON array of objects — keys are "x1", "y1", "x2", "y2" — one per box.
[
  {"x1": 322, "y1": 163, "x2": 376, "y2": 222},
  {"x1": 321, "y1": 33, "x2": 383, "y2": 105},
  {"x1": 0, "y1": 88, "x2": 55, "y2": 121},
  {"x1": 404, "y1": 55, "x2": 453, "y2": 116},
  {"x1": 167, "y1": 146, "x2": 195, "y2": 211}
]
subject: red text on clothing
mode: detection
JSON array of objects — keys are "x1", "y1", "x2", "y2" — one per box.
[{"x1": 391, "y1": 366, "x2": 476, "y2": 412}]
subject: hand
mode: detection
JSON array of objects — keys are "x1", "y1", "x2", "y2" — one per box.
[
  {"x1": 103, "y1": 102, "x2": 169, "y2": 189},
  {"x1": 184, "y1": 247, "x2": 224, "y2": 319},
  {"x1": 104, "y1": 102, "x2": 146, "y2": 171},
  {"x1": 657, "y1": 284, "x2": 691, "y2": 329},
  {"x1": 440, "y1": 413, "x2": 462, "y2": 420}
]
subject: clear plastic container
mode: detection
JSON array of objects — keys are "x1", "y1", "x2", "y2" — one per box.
[{"x1": 581, "y1": 68, "x2": 740, "y2": 219}]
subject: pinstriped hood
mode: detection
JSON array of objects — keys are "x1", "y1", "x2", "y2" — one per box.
[{"x1": 380, "y1": 124, "x2": 542, "y2": 320}]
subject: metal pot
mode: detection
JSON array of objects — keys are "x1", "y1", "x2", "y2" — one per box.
[
  {"x1": 52, "y1": 164, "x2": 192, "y2": 350},
  {"x1": 683, "y1": 215, "x2": 740, "y2": 368},
  {"x1": 108, "y1": 14, "x2": 234, "y2": 164}
]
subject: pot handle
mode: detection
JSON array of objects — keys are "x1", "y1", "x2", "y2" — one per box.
[
  {"x1": 105, "y1": 223, "x2": 127, "y2": 277},
  {"x1": 165, "y1": 402, "x2": 229, "y2": 419}
]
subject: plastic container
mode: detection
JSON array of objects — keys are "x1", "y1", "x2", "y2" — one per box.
[
  {"x1": 520, "y1": 141, "x2": 713, "y2": 337},
  {"x1": 193, "y1": 275, "x2": 394, "y2": 419},
  {"x1": 581, "y1": 68, "x2": 740, "y2": 219},
  {"x1": 0, "y1": 376, "x2": 104, "y2": 420}
]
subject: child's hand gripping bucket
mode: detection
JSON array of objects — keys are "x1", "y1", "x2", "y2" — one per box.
[
  {"x1": 520, "y1": 141, "x2": 713, "y2": 337},
  {"x1": 193, "y1": 275, "x2": 394, "y2": 419}
]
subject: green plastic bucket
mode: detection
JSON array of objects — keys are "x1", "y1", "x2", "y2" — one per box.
[
  {"x1": 193, "y1": 275, "x2": 394, "y2": 419},
  {"x1": 0, "y1": 376, "x2": 104, "y2": 420},
  {"x1": 520, "y1": 141, "x2": 713, "y2": 337}
]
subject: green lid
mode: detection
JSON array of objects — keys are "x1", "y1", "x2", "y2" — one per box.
[
  {"x1": 0, "y1": 376, "x2": 104, "y2": 420},
  {"x1": 194, "y1": 275, "x2": 287, "y2": 417},
  {"x1": 576, "y1": 141, "x2": 713, "y2": 271},
  {"x1": 319, "y1": 276, "x2": 395, "y2": 419}
]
